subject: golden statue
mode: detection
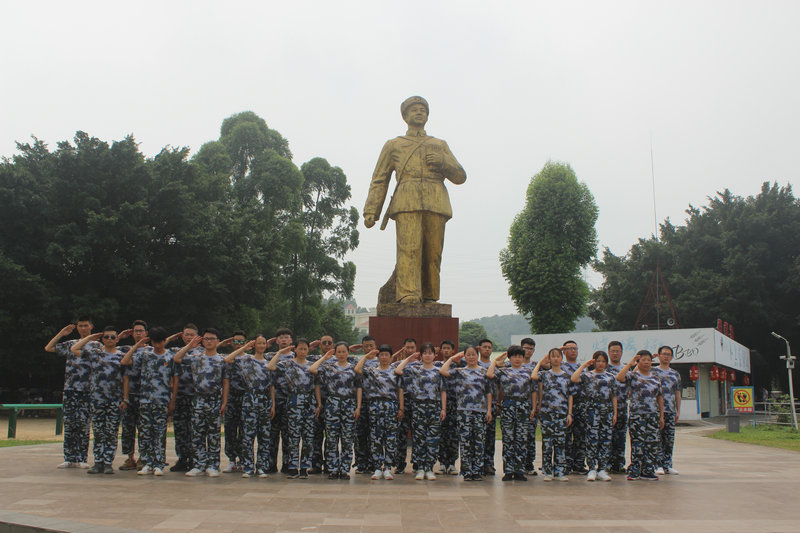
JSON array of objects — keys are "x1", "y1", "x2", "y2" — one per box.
[{"x1": 363, "y1": 96, "x2": 466, "y2": 311}]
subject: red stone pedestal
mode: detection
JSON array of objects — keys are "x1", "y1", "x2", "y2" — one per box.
[{"x1": 368, "y1": 316, "x2": 460, "y2": 352}]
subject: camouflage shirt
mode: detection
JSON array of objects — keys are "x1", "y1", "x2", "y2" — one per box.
[
  {"x1": 83, "y1": 342, "x2": 125, "y2": 403},
  {"x1": 317, "y1": 361, "x2": 360, "y2": 398},
  {"x1": 578, "y1": 371, "x2": 617, "y2": 406},
  {"x1": 132, "y1": 348, "x2": 174, "y2": 405},
  {"x1": 277, "y1": 358, "x2": 316, "y2": 395},
  {"x1": 537, "y1": 369, "x2": 574, "y2": 416},
  {"x1": 182, "y1": 352, "x2": 226, "y2": 396},
  {"x1": 494, "y1": 366, "x2": 534, "y2": 400},
  {"x1": 401, "y1": 364, "x2": 442, "y2": 402},
  {"x1": 55, "y1": 339, "x2": 93, "y2": 392},
  {"x1": 235, "y1": 354, "x2": 274, "y2": 395},
  {"x1": 626, "y1": 371, "x2": 663, "y2": 415},
  {"x1": 447, "y1": 367, "x2": 491, "y2": 413},
  {"x1": 361, "y1": 366, "x2": 401, "y2": 400},
  {"x1": 652, "y1": 367, "x2": 681, "y2": 414}
]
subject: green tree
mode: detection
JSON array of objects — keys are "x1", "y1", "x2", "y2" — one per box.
[
  {"x1": 500, "y1": 161, "x2": 598, "y2": 333},
  {"x1": 459, "y1": 321, "x2": 489, "y2": 347},
  {"x1": 590, "y1": 183, "x2": 800, "y2": 391}
]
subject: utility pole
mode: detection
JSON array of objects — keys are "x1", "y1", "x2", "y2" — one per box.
[{"x1": 771, "y1": 332, "x2": 798, "y2": 430}]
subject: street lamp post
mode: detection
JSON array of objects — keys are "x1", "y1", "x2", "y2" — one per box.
[{"x1": 771, "y1": 331, "x2": 798, "y2": 430}]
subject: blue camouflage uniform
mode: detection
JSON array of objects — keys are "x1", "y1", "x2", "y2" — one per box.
[
  {"x1": 54, "y1": 339, "x2": 93, "y2": 464},
  {"x1": 171, "y1": 348, "x2": 197, "y2": 466},
  {"x1": 354, "y1": 356, "x2": 380, "y2": 472},
  {"x1": 84, "y1": 342, "x2": 125, "y2": 467},
  {"x1": 278, "y1": 358, "x2": 317, "y2": 472},
  {"x1": 120, "y1": 346, "x2": 142, "y2": 460},
  {"x1": 579, "y1": 370, "x2": 617, "y2": 473},
  {"x1": 495, "y1": 366, "x2": 534, "y2": 475},
  {"x1": 653, "y1": 366, "x2": 681, "y2": 470},
  {"x1": 183, "y1": 352, "x2": 226, "y2": 471},
  {"x1": 317, "y1": 360, "x2": 361, "y2": 476},
  {"x1": 234, "y1": 354, "x2": 274, "y2": 475},
  {"x1": 606, "y1": 363, "x2": 628, "y2": 470},
  {"x1": 522, "y1": 361, "x2": 539, "y2": 473},
  {"x1": 438, "y1": 360, "x2": 463, "y2": 472},
  {"x1": 223, "y1": 360, "x2": 246, "y2": 466},
  {"x1": 268, "y1": 352, "x2": 296, "y2": 472},
  {"x1": 394, "y1": 361, "x2": 414, "y2": 472},
  {"x1": 477, "y1": 360, "x2": 498, "y2": 472},
  {"x1": 402, "y1": 363, "x2": 443, "y2": 473},
  {"x1": 446, "y1": 366, "x2": 491, "y2": 478},
  {"x1": 626, "y1": 371, "x2": 663, "y2": 478},
  {"x1": 361, "y1": 365, "x2": 401, "y2": 471},
  {"x1": 537, "y1": 369, "x2": 573, "y2": 477},
  {"x1": 132, "y1": 347, "x2": 174, "y2": 470},
  {"x1": 562, "y1": 360, "x2": 587, "y2": 471}
]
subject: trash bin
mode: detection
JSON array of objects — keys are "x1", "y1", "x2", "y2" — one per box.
[{"x1": 726, "y1": 414, "x2": 740, "y2": 433}]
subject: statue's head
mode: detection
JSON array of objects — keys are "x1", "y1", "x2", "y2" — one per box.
[{"x1": 401, "y1": 96, "x2": 429, "y2": 126}]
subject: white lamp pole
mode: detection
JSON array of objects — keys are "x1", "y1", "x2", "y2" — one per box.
[{"x1": 771, "y1": 332, "x2": 798, "y2": 430}]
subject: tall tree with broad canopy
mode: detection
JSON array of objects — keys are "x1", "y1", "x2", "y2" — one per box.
[
  {"x1": 500, "y1": 161, "x2": 598, "y2": 333},
  {"x1": 590, "y1": 182, "x2": 800, "y2": 392}
]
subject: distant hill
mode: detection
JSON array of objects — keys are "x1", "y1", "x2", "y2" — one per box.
[{"x1": 466, "y1": 313, "x2": 597, "y2": 347}]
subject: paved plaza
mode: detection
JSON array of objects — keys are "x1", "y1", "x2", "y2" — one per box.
[{"x1": 0, "y1": 423, "x2": 799, "y2": 532}]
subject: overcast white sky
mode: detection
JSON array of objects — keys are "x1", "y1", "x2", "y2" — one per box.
[{"x1": 3, "y1": 1, "x2": 799, "y2": 321}]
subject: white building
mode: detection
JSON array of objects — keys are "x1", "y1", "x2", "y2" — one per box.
[{"x1": 511, "y1": 328, "x2": 751, "y2": 421}]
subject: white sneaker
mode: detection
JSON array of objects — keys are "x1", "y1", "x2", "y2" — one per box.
[
  {"x1": 57, "y1": 461, "x2": 75, "y2": 469},
  {"x1": 425, "y1": 470, "x2": 436, "y2": 480},
  {"x1": 447, "y1": 465, "x2": 458, "y2": 475},
  {"x1": 542, "y1": 475, "x2": 553, "y2": 482},
  {"x1": 371, "y1": 469, "x2": 383, "y2": 480},
  {"x1": 555, "y1": 475, "x2": 570, "y2": 482},
  {"x1": 666, "y1": 467, "x2": 679, "y2": 475},
  {"x1": 587, "y1": 469, "x2": 597, "y2": 481},
  {"x1": 153, "y1": 467, "x2": 164, "y2": 476},
  {"x1": 185, "y1": 468, "x2": 204, "y2": 477},
  {"x1": 655, "y1": 467, "x2": 665, "y2": 475},
  {"x1": 597, "y1": 470, "x2": 611, "y2": 481},
  {"x1": 415, "y1": 469, "x2": 425, "y2": 480},
  {"x1": 383, "y1": 468, "x2": 394, "y2": 480},
  {"x1": 223, "y1": 463, "x2": 235, "y2": 473},
  {"x1": 77, "y1": 462, "x2": 90, "y2": 469},
  {"x1": 241, "y1": 472, "x2": 251, "y2": 478},
  {"x1": 206, "y1": 468, "x2": 220, "y2": 477},
  {"x1": 137, "y1": 465, "x2": 153, "y2": 475},
  {"x1": 258, "y1": 470, "x2": 269, "y2": 478}
]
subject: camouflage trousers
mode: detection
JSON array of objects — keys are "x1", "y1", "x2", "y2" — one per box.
[
  {"x1": 525, "y1": 416, "x2": 539, "y2": 471},
  {"x1": 540, "y1": 412, "x2": 568, "y2": 477},
  {"x1": 91, "y1": 400, "x2": 121, "y2": 465},
  {"x1": 139, "y1": 403, "x2": 169, "y2": 469},
  {"x1": 500, "y1": 398, "x2": 530, "y2": 474},
  {"x1": 312, "y1": 396, "x2": 326, "y2": 471},
  {"x1": 324, "y1": 396, "x2": 357, "y2": 475},
  {"x1": 192, "y1": 394, "x2": 222, "y2": 470},
  {"x1": 658, "y1": 411, "x2": 677, "y2": 469},
  {"x1": 458, "y1": 410, "x2": 485, "y2": 477},
  {"x1": 173, "y1": 394, "x2": 194, "y2": 463},
  {"x1": 120, "y1": 395, "x2": 141, "y2": 456},
  {"x1": 224, "y1": 390, "x2": 244, "y2": 463},
  {"x1": 438, "y1": 400, "x2": 459, "y2": 469},
  {"x1": 484, "y1": 404, "x2": 499, "y2": 466},
  {"x1": 354, "y1": 398, "x2": 371, "y2": 470},
  {"x1": 394, "y1": 399, "x2": 412, "y2": 470},
  {"x1": 241, "y1": 391, "x2": 272, "y2": 474},
  {"x1": 585, "y1": 405, "x2": 614, "y2": 472},
  {"x1": 62, "y1": 390, "x2": 91, "y2": 463},
  {"x1": 269, "y1": 396, "x2": 290, "y2": 471},
  {"x1": 369, "y1": 398, "x2": 399, "y2": 469},
  {"x1": 628, "y1": 412, "x2": 659, "y2": 477},
  {"x1": 610, "y1": 404, "x2": 628, "y2": 470},
  {"x1": 412, "y1": 399, "x2": 441, "y2": 471},
  {"x1": 565, "y1": 400, "x2": 587, "y2": 470},
  {"x1": 285, "y1": 392, "x2": 316, "y2": 470}
]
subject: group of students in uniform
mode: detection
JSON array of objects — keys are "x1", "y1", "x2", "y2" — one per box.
[{"x1": 45, "y1": 316, "x2": 682, "y2": 482}]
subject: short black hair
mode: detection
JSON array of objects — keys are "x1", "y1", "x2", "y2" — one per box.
[
  {"x1": 132, "y1": 319, "x2": 148, "y2": 330},
  {"x1": 362, "y1": 335, "x2": 376, "y2": 343},
  {"x1": 403, "y1": 338, "x2": 417, "y2": 345},
  {"x1": 440, "y1": 340, "x2": 455, "y2": 349},
  {"x1": 563, "y1": 339, "x2": 577, "y2": 346},
  {"x1": 233, "y1": 330, "x2": 246, "y2": 337},
  {"x1": 203, "y1": 327, "x2": 220, "y2": 338},
  {"x1": 102, "y1": 325, "x2": 117, "y2": 333},
  {"x1": 658, "y1": 345, "x2": 674, "y2": 356},
  {"x1": 378, "y1": 344, "x2": 393, "y2": 355},
  {"x1": 275, "y1": 327, "x2": 293, "y2": 338},
  {"x1": 183, "y1": 323, "x2": 198, "y2": 332},
  {"x1": 592, "y1": 350, "x2": 609, "y2": 363},
  {"x1": 478, "y1": 338, "x2": 493, "y2": 346},
  {"x1": 636, "y1": 349, "x2": 653, "y2": 360},
  {"x1": 520, "y1": 337, "x2": 535, "y2": 347},
  {"x1": 295, "y1": 338, "x2": 309, "y2": 348},
  {"x1": 149, "y1": 326, "x2": 168, "y2": 342},
  {"x1": 334, "y1": 341, "x2": 350, "y2": 351},
  {"x1": 420, "y1": 342, "x2": 435, "y2": 354},
  {"x1": 76, "y1": 315, "x2": 93, "y2": 324},
  {"x1": 508, "y1": 345, "x2": 524, "y2": 357},
  {"x1": 608, "y1": 340, "x2": 622, "y2": 350}
]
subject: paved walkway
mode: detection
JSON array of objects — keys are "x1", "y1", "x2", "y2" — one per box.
[{"x1": 0, "y1": 424, "x2": 798, "y2": 532}]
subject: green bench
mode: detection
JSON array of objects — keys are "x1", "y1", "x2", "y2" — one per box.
[{"x1": 1, "y1": 404, "x2": 63, "y2": 439}]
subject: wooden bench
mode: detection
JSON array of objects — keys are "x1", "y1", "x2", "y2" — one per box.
[{"x1": 0, "y1": 404, "x2": 63, "y2": 439}]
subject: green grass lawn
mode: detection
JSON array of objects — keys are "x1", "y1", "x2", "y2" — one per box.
[
  {"x1": 0, "y1": 439, "x2": 60, "y2": 448},
  {"x1": 709, "y1": 424, "x2": 800, "y2": 452}
]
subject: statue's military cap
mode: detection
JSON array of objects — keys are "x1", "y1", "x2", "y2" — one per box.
[{"x1": 401, "y1": 96, "x2": 429, "y2": 118}]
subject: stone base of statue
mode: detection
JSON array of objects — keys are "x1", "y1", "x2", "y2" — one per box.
[
  {"x1": 376, "y1": 301, "x2": 452, "y2": 318},
  {"x1": 369, "y1": 316, "x2": 459, "y2": 354}
]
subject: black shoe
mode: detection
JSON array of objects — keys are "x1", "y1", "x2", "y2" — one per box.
[
  {"x1": 87, "y1": 463, "x2": 104, "y2": 474},
  {"x1": 572, "y1": 466, "x2": 589, "y2": 475},
  {"x1": 515, "y1": 473, "x2": 528, "y2": 481},
  {"x1": 267, "y1": 465, "x2": 278, "y2": 474},
  {"x1": 299, "y1": 469, "x2": 308, "y2": 479},
  {"x1": 328, "y1": 472, "x2": 339, "y2": 480},
  {"x1": 502, "y1": 473, "x2": 514, "y2": 481},
  {"x1": 640, "y1": 473, "x2": 658, "y2": 481},
  {"x1": 473, "y1": 474, "x2": 483, "y2": 481},
  {"x1": 355, "y1": 468, "x2": 368, "y2": 474},
  {"x1": 307, "y1": 467, "x2": 322, "y2": 475},
  {"x1": 484, "y1": 465, "x2": 495, "y2": 476},
  {"x1": 170, "y1": 460, "x2": 189, "y2": 472},
  {"x1": 286, "y1": 469, "x2": 299, "y2": 479},
  {"x1": 463, "y1": 474, "x2": 473, "y2": 481},
  {"x1": 103, "y1": 464, "x2": 115, "y2": 474},
  {"x1": 339, "y1": 472, "x2": 350, "y2": 480}
]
